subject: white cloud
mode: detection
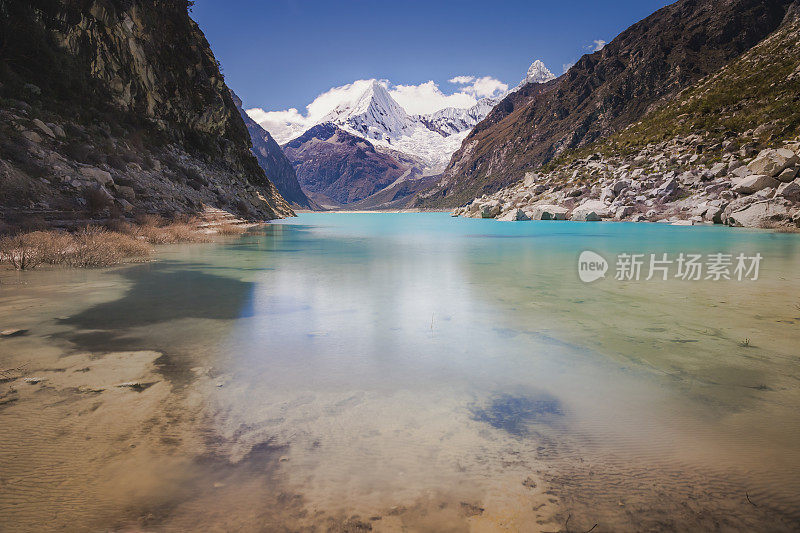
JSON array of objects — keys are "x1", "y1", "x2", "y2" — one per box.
[
  {"x1": 246, "y1": 107, "x2": 309, "y2": 144},
  {"x1": 389, "y1": 80, "x2": 476, "y2": 115},
  {"x1": 248, "y1": 75, "x2": 508, "y2": 142},
  {"x1": 587, "y1": 39, "x2": 606, "y2": 52},
  {"x1": 448, "y1": 75, "x2": 475, "y2": 85}
]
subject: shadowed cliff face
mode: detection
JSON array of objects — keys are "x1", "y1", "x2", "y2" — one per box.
[
  {"x1": 0, "y1": 0, "x2": 293, "y2": 221},
  {"x1": 231, "y1": 91, "x2": 319, "y2": 210},
  {"x1": 417, "y1": 0, "x2": 796, "y2": 208}
]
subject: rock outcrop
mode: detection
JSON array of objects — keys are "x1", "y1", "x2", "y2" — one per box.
[{"x1": 0, "y1": 0, "x2": 293, "y2": 224}]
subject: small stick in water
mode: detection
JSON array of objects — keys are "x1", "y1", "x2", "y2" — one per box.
[{"x1": 746, "y1": 491, "x2": 758, "y2": 507}]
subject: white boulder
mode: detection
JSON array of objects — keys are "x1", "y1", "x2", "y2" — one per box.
[
  {"x1": 497, "y1": 208, "x2": 530, "y2": 221},
  {"x1": 528, "y1": 204, "x2": 568, "y2": 220},
  {"x1": 732, "y1": 174, "x2": 780, "y2": 194},
  {"x1": 747, "y1": 148, "x2": 799, "y2": 177}
]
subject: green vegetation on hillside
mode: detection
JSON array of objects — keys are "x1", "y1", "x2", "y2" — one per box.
[{"x1": 543, "y1": 19, "x2": 800, "y2": 172}]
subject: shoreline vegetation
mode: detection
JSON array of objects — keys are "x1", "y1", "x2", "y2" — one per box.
[{"x1": 0, "y1": 211, "x2": 250, "y2": 271}]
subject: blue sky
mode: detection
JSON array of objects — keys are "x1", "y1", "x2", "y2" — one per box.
[{"x1": 193, "y1": 0, "x2": 670, "y2": 121}]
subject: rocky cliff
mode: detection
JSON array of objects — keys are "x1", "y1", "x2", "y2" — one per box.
[
  {"x1": 231, "y1": 91, "x2": 318, "y2": 210},
  {"x1": 419, "y1": 0, "x2": 796, "y2": 208},
  {"x1": 0, "y1": 0, "x2": 294, "y2": 224},
  {"x1": 452, "y1": 6, "x2": 800, "y2": 229}
]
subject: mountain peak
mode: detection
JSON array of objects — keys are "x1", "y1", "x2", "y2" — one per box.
[
  {"x1": 322, "y1": 79, "x2": 410, "y2": 143},
  {"x1": 524, "y1": 60, "x2": 556, "y2": 85}
]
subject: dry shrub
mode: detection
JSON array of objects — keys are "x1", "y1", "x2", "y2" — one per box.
[
  {"x1": 0, "y1": 231, "x2": 50, "y2": 270},
  {"x1": 214, "y1": 223, "x2": 248, "y2": 235},
  {"x1": 134, "y1": 213, "x2": 165, "y2": 227},
  {"x1": 67, "y1": 227, "x2": 151, "y2": 267},
  {"x1": 129, "y1": 215, "x2": 209, "y2": 244},
  {"x1": 0, "y1": 228, "x2": 151, "y2": 270}
]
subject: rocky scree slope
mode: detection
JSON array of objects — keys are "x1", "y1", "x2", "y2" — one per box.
[
  {"x1": 231, "y1": 91, "x2": 318, "y2": 210},
  {"x1": 419, "y1": 0, "x2": 796, "y2": 208},
  {"x1": 282, "y1": 123, "x2": 430, "y2": 208},
  {"x1": 453, "y1": 9, "x2": 800, "y2": 229},
  {"x1": 0, "y1": 0, "x2": 293, "y2": 225}
]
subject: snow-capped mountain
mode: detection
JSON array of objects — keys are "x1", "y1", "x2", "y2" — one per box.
[
  {"x1": 320, "y1": 80, "x2": 413, "y2": 142},
  {"x1": 522, "y1": 60, "x2": 556, "y2": 85},
  {"x1": 250, "y1": 61, "x2": 555, "y2": 174},
  {"x1": 417, "y1": 96, "x2": 501, "y2": 137},
  {"x1": 314, "y1": 80, "x2": 491, "y2": 170}
]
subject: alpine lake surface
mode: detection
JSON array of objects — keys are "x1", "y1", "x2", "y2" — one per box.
[{"x1": 1, "y1": 212, "x2": 799, "y2": 532}]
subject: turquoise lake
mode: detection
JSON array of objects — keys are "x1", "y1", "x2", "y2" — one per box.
[{"x1": 1, "y1": 213, "x2": 799, "y2": 531}]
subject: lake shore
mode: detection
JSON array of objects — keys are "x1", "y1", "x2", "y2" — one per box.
[{"x1": 1, "y1": 213, "x2": 799, "y2": 531}]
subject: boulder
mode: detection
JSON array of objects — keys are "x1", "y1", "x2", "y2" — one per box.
[
  {"x1": 731, "y1": 165, "x2": 752, "y2": 179},
  {"x1": 572, "y1": 210, "x2": 601, "y2": 222},
  {"x1": 21, "y1": 130, "x2": 41, "y2": 143},
  {"x1": 479, "y1": 201, "x2": 502, "y2": 219},
  {"x1": 612, "y1": 179, "x2": 631, "y2": 194},
  {"x1": 32, "y1": 118, "x2": 55, "y2": 138},
  {"x1": 523, "y1": 172, "x2": 539, "y2": 187},
  {"x1": 52, "y1": 124, "x2": 66, "y2": 138},
  {"x1": 747, "y1": 148, "x2": 799, "y2": 177},
  {"x1": 615, "y1": 205, "x2": 635, "y2": 219},
  {"x1": 79, "y1": 166, "x2": 113, "y2": 186},
  {"x1": 726, "y1": 199, "x2": 796, "y2": 228},
  {"x1": 776, "y1": 179, "x2": 800, "y2": 202},
  {"x1": 704, "y1": 202, "x2": 727, "y2": 224},
  {"x1": 117, "y1": 198, "x2": 134, "y2": 212},
  {"x1": 528, "y1": 204, "x2": 568, "y2": 220},
  {"x1": 709, "y1": 162, "x2": 727, "y2": 177},
  {"x1": 116, "y1": 185, "x2": 136, "y2": 202},
  {"x1": 777, "y1": 166, "x2": 798, "y2": 183},
  {"x1": 497, "y1": 208, "x2": 530, "y2": 221},
  {"x1": 571, "y1": 200, "x2": 611, "y2": 221},
  {"x1": 656, "y1": 177, "x2": 678, "y2": 197},
  {"x1": 732, "y1": 174, "x2": 780, "y2": 194}
]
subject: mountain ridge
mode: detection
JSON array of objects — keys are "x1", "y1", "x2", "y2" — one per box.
[{"x1": 417, "y1": 0, "x2": 796, "y2": 208}]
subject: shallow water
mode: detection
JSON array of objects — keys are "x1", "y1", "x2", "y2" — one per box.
[{"x1": 1, "y1": 213, "x2": 799, "y2": 531}]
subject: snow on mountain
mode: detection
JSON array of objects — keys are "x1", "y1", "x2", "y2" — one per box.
[
  {"x1": 523, "y1": 60, "x2": 556, "y2": 85},
  {"x1": 301, "y1": 79, "x2": 496, "y2": 170},
  {"x1": 249, "y1": 62, "x2": 554, "y2": 171},
  {"x1": 418, "y1": 96, "x2": 501, "y2": 137},
  {"x1": 322, "y1": 80, "x2": 413, "y2": 143}
]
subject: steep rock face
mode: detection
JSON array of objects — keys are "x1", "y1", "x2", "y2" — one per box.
[
  {"x1": 0, "y1": 0, "x2": 293, "y2": 221},
  {"x1": 418, "y1": 0, "x2": 795, "y2": 207},
  {"x1": 282, "y1": 123, "x2": 427, "y2": 206},
  {"x1": 231, "y1": 91, "x2": 318, "y2": 210},
  {"x1": 453, "y1": 10, "x2": 800, "y2": 228}
]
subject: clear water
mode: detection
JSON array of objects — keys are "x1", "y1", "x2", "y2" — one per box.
[{"x1": 1, "y1": 213, "x2": 799, "y2": 531}]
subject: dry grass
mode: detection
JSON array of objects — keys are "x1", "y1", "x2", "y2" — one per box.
[
  {"x1": 67, "y1": 226, "x2": 152, "y2": 267},
  {"x1": 106, "y1": 217, "x2": 211, "y2": 244},
  {"x1": 213, "y1": 223, "x2": 248, "y2": 235},
  {"x1": 0, "y1": 214, "x2": 249, "y2": 270},
  {"x1": 0, "y1": 227, "x2": 152, "y2": 270}
]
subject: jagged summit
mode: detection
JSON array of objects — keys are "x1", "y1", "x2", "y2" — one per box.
[
  {"x1": 523, "y1": 60, "x2": 556, "y2": 85},
  {"x1": 322, "y1": 80, "x2": 411, "y2": 142}
]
